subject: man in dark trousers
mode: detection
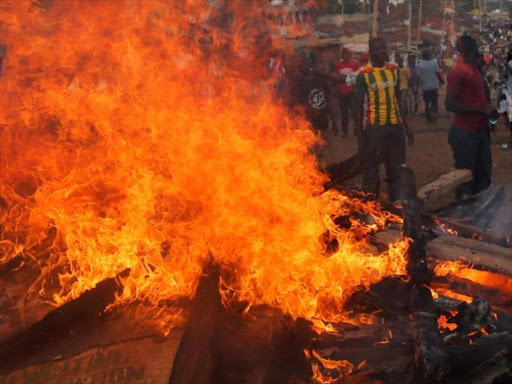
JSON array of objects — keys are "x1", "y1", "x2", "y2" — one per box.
[
  {"x1": 354, "y1": 37, "x2": 414, "y2": 202},
  {"x1": 418, "y1": 49, "x2": 444, "y2": 123},
  {"x1": 445, "y1": 35, "x2": 496, "y2": 200}
]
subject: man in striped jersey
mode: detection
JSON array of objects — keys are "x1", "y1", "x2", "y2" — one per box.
[{"x1": 354, "y1": 37, "x2": 414, "y2": 202}]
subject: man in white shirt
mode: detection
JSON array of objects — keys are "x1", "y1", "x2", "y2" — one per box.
[{"x1": 418, "y1": 49, "x2": 444, "y2": 123}]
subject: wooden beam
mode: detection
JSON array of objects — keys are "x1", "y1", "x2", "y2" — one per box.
[
  {"x1": 400, "y1": 167, "x2": 449, "y2": 383},
  {"x1": 430, "y1": 275, "x2": 512, "y2": 310},
  {"x1": 446, "y1": 332, "x2": 512, "y2": 382},
  {"x1": 373, "y1": 227, "x2": 512, "y2": 277},
  {"x1": 427, "y1": 235, "x2": 512, "y2": 276},
  {"x1": 0, "y1": 268, "x2": 129, "y2": 372},
  {"x1": 168, "y1": 267, "x2": 222, "y2": 384},
  {"x1": 324, "y1": 153, "x2": 365, "y2": 186},
  {"x1": 417, "y1": 169, "x2": 472, "y2": 209}
]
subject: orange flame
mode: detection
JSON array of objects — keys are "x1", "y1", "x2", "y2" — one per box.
[
  {"x1": 434, "y1": 261, "x2": 512, "y2": 295},
  {"x1": 437, "y1": 314, "x2": 458, "y2": 332},
  {"x1": 0, "y1": 0, "x2": 409, "y2": 328},
  {"x1": 305, "y1": 349, "x2": 355, "y2": 384}
]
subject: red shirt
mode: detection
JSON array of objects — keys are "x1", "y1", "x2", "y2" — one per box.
[
  {"x1": 336, "y1": 60, "x2": 360, "y2": 94},
  {"x1": 447, "y1": 61, "x2": 488, "y2": 131}
]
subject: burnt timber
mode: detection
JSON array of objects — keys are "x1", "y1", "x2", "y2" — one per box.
[
  {"x1": 0, "y1": 269, "x2": 129, "y2": 372},
  {"x1": 329, "y1": 184, "x2": 511, "y2": 248},
  {"x1": 401, "y1": 166, "x2": 449, "y2": 382},
  {"x1": 168, "y1": 267, "x2": 223, "y2": 384}
]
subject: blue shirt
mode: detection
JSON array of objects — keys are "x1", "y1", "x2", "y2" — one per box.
[{"x1": 418, "y1": 59, "x2": 440, "y2": 91}]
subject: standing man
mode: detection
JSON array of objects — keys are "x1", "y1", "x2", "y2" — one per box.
[
  {"x1": 335, "y1": 47, "x2": 360, "y2": 137},
  {"x1": 407, "y1": 54, "x2": 420, "y2": 116},
  {"x1": 418, "y1": 49, "x2": 444, "y2": 123},
  {"x1": 354, "y1": 38, "x2": 414, "y2": 202},
  {"x1": 396, "y1": 55, "x2": 412, "y2": 117},
  {"x1": 445, "y1": 35, "x2": 496, "y2": 199},
  {"x1": 289, "y1": 53, "x2": 331, "y2": 133}
]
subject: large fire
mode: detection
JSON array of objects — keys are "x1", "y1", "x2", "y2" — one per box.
[{"x1": 0, "y1": 0, "x2": 408, "y2": 329}]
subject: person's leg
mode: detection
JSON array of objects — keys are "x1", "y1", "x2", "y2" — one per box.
[
  {"x1": 406, "y1": 89, "x2": 414, "y2": 117},
  {"x1": 448, "y1": 126, "x2": 479, "y2": 198},
  {"x1": 346, "y1": 92, "x2": 356, "y2": 135},
  {"x1": 431, "y1": 89, "x2": 439, "y2": 122},
  {"x1": 423, "y1": 90, "x2": 431, "y2": 122},
  {"x1": 472, "y1": 130, "x2": 492, "y2": 194},
  {"x1": 362, "y1": 125, "x2": 381, "y2": 196},
  {"x1": 383, "y1": 125, "x2": 406, "y2": 202},
  {"x1": 340, "y1": 94, "x2": 350, "y2": 136},
  {"x1": 509, "y1": 119, "x2": 512, "y2": 146},
  {"x1": 328, "y1": 95, "x2": 341, "y2": 136},
  {"x1": 400, "y1": 90, "x2": 408, "y2": 117},
  {"x1": 413, "y1": 89, "x2": 419, "y2": 114},
  {"x1": 407, "y1": 89, "x2": 418, "y2": 117}
]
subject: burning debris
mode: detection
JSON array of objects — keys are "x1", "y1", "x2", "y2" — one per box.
[{"x1": 0, "y1": 1, "x2": 511, "y2": 384}]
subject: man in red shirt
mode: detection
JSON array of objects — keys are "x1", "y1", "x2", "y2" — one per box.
[
  {"x1": 445, "y1": 35, "x2": 497, "y2": 199},
  {"x1": 335, "y1": 47, "x2": 360, "y2": 137}
]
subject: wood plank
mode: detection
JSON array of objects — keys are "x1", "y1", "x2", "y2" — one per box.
[
  {"x1": 418, "y1": 169, "x2": 472, "y2": 208},
  {"x1": 371, "y1": 227, "x2": 401, "y2": 251},
  {"x1": 0, "y1": 330, "x2": 183, "y2": 384},
  {"x1": 446, "y1": 332, "x2": 512, "y2": 382},
  {"x1": 168, "y1": 268, "x2": 222, "y2": 384},
  {"x1": 427, "y1": 235, "x2": 512, "y2": 276},
  {"x1": 451, "y1": 349, "x2": 512, "y2": 384},
  {"x1": 0, "y1": 269, "x2": 129, "y2": 371},
  {"x1": 430, "y1": 275, "x2": 512, "y2": 310}
]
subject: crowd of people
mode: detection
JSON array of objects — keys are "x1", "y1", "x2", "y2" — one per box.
[{"x1": 267, "y1": 32, "x2": 512, "y2": 202}]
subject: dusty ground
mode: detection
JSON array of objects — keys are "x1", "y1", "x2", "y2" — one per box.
[{"x1": 316, "y1": 100, "x2": 512, "y2": 238}]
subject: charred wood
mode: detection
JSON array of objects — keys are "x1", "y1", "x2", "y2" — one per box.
[
  {"x1": 324, "y1": 152, "x2": 366, "y2": 185},
  {"x1": 430, "y1": 275, "x2": 512, "y2": 310},
  {"x1": 0, "y1": 268, "x2": 129, "y2": 372},
  {"x1": 450, "y1": 348, "x2": 512, "y2": 384},
  {"x1": 429, "y1": 218, "x2": 510, "y2": 248},
  {"x1": 400, "y1": 166, "x2": 449, "y2": 383},
  {"x1": 435, "y1": 295, "x2": 512, "y2": 334},
  {"x1": 436, "y1": 296, "x2": 512, "y2": 383},
  {"x1": 330, "y1": 184, "x2": 511, "y2": 248},
  {"x1": 451, "y1": 297, "x2": 492, "y2": 335},
  {"x1": 445, "y1": 332, "x2": 512, "y2": 382},
  {"x1": 427, "y1": 235, "x2": 512, "y2": 276},
  {"x1": 168, "y1": 267, "x2": 223, "y2": 384}
]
